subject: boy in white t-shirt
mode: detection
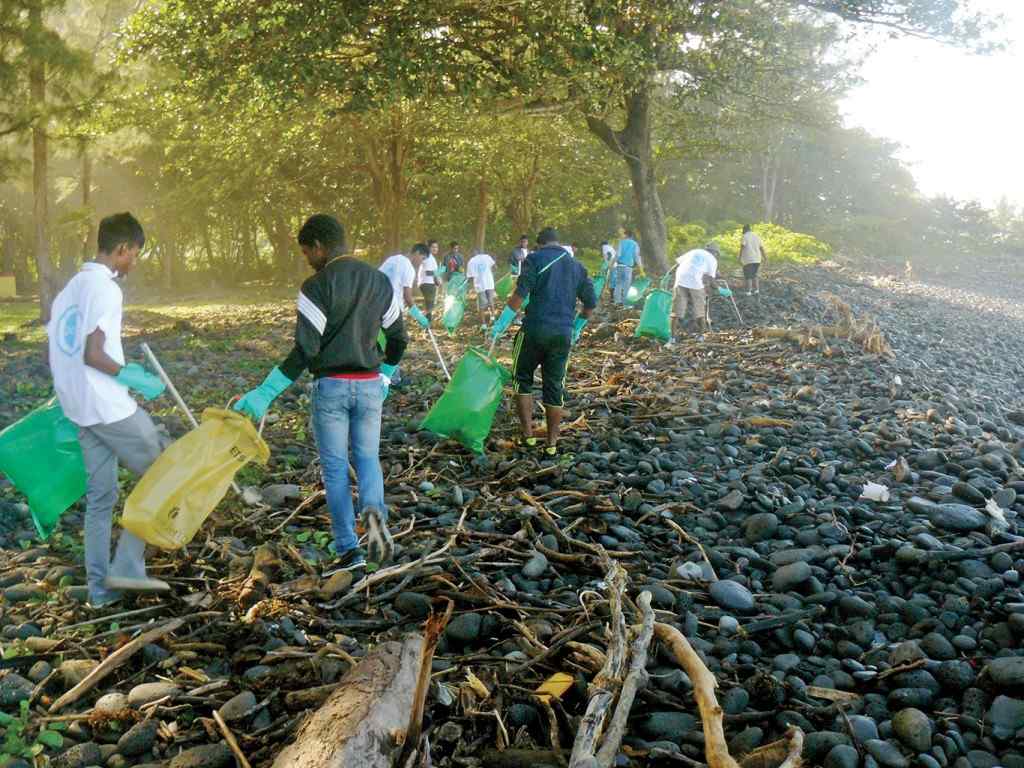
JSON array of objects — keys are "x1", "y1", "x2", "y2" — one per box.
[
  {"x1": 379, "y1": 244, "x2": 429, "y2": 384},
  {"x1": 466, "y1": 250, "x2": 497, "y2": 328},
  {"x1": 47, "y1": 212, "x2": 170, "y2": 607},
  {"x1": 418, "y1": 240, "x2": 440, "y2": 321}
]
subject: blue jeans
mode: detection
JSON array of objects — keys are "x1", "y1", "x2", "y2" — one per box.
[
  {"x1": 310, "y1": 377, "x2": 387, "y2": 554},
  {"x1": 614, "y1": 265, "x2": 633, "y2": 304}
]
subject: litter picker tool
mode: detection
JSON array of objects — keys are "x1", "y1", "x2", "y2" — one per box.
[
  {"x1": 716, "y1": 279, "x2": 744, "y2": 326},
  {"x1": 426, "y1": 327, "x2": 452, "y2": 381},
  {"x1": 141, "y1": 342, "x2": 244, "y2": 496}
]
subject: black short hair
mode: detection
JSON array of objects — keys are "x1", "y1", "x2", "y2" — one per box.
[
  {"x1": 625, "y1": 229, "x2": 635, "y2": 238},
  {"x1": 449, "y1": 241, "x2": 459, "y2": 248},
  {"x1": 601, "y1": 240, "x2": 609, "y2": 246},
  {"x1": 97, "y1": 212, "x2": 145, "y2": 253},
  {"x1": 519, "y1": 234, "x2": 529, "y2": 241},
  {"x1": 537, "y1": 227, "x2": 558, "y2": 245},
  {"x1": 411, "y1": 243, "x2": 429, "y2": 256},
  {"x1": 298, "y1": 214, "x2": 345, "y2": 256},
  {"x1": 743, "y1": 224, "x2": 751, "y2": 233},
  {"x1": 427, "y1": 239, "x2": 438, "y2": 247}
]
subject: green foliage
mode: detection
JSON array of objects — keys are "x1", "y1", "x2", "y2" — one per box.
[
  {"x1": 665, "y1": 219, "x2": 707, "y2": 260},
  {"x1": 717, "y1": 223, "x2": 832, "y2": 266}
]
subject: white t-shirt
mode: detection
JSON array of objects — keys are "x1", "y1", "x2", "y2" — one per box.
[
  {"x1": 47, "y1": 262, "x2": 137, "y2": 427},
  {"x1": 601, "y1": 243, "x2": 616, "y2": 264},
  {"x1": 466, "y1": 253, "x2": 496, "y2": 291},
  {"x1": 740, "y1": 231, "x2": 764, "y2": 265},
  {"x1": 379, "y1": 254, "x2": 416, "y2": 308},
  {"x1": 418, "y1": 255, "x2": 438, "y2": 286},
  {"x1": 675, "y1": 249, "x2": 718, "y2": 290}
]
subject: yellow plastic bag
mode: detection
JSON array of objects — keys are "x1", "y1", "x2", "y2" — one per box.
[{"x1": 122, "y1": 408, "x2": 269, "y2": 549}]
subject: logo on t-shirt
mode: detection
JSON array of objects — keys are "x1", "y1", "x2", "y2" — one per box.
[{"x1": 56, "y1": 305, "x2": 83, "y2": 356}]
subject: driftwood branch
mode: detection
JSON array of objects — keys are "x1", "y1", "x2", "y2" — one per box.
[{"x1": 49, "y1": 617, "x2": 187, "y2": 713}]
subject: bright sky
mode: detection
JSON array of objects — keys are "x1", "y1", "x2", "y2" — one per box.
[{"x1": 840, "y1": 0, "x2": 1024, "y2": 207}]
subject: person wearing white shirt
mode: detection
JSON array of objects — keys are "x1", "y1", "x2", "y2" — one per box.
[
  {"x1": 47, "y1": 212, "x2": 171, "y2": 607},
  {"x1": 739, "y1": 224, "x2": 766, "y2": 296},
  {"x1": 466, "y1": 250, "x2": 497, "y2": 327},
  {"x1": 418, "y1": 240, "x2": 440, "y2": 320},
  {"x1": 379, "y1": 244, "x2": 427, "y2": 385},
  {"x1": 670, "y1": 242, "x2": 719, "y2": 342}
]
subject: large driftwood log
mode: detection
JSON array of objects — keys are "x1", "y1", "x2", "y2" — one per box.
[{"x1": 271, "y1": 635, "x2": 423, "y2": 768}]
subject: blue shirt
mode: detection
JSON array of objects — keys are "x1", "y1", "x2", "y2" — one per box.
[
  {"x1": 616, "y1": 238, "x2": 639, "y2": 266},
  {"x1": 515, "y1": 245, "x2": 597, "y2": 336}
]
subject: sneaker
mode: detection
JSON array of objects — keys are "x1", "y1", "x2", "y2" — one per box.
[
  {"x1": 329, "y1": 547, "x2": 366, "y2": 573},
  {"x1": 103, "y1": 576, "x2": 171, "y2": 594},
  {"x1": 516, "y1": 436, "x2": 540, "y2": 450},
  {"x1": 666, "y1": 337, "x2": 677, "y2": 348},
  {"x1": 362, "y1": 507, "x2": 394, "y2": 566},
  {"x1": 745, "y1": 291, "x2": 753, "y2": 296}
]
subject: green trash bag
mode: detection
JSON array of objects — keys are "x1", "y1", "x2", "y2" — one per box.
[
  {"x1": 625, "y1": 276, "x2": 652, "y2": 306},
  {"x1": 420, "y1": 347, "x2": 511, "y2": 454},
  {"x1": 659, "y1": 270, "x2": 675, "y2": 291},
  {"x1": 592, "y1": 274, "x2": 607, "y2": 304},
  {"x1": 446, "y1": 272, "x2": 468, "y2": 298},
  {"x1": 634, "y1": 289, "x2": 673, "y2": 341},
  {"x1": 0, "y1": 397, "x2": 87, "y2": 539},
  {"x1": 495, "y1": 272, "x2": 515, "y2": 301},
  {"x1": 442, "y1": 292, "x2": 466, "y2": 335}
]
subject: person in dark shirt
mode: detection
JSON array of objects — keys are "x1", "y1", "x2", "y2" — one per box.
[
  {"x1": 234, "y1": 214, "x2": 407, "y2": 569},
  {"x1": 509, "y1": 235, "x2": 529, "y2": 275},
  {"x1": 490, "y1": 227, "x2": 596, "y2": 455}
]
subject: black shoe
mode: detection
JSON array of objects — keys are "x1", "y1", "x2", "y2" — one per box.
[{"x1": 327, "y1": 547, "x2": 366, "y2": 575}]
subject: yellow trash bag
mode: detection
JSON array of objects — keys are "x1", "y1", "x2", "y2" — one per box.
[{"x1": 122, "y1": 408, "x2": 270, "y2": 549}]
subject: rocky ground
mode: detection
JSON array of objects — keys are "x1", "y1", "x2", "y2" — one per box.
[{"x1": 0, "y1": 258, "x2": 1023, "y2": 768}]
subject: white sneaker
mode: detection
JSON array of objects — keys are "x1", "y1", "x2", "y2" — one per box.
[
  {"x1": 665, "y1": 338, "x2": 677, "y2": 348},
  {"x1": 745, "y1": 292, "x2": 753, "y2": 297},
  {"x1": 104, "y1": 576, "x2": 171, "y2": 593}
]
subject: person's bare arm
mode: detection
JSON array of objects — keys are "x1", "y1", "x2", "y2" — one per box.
[
  {"x1": 508, "y1": 293, "x2": 525, "y2": 311},
  {"x1": 403, "y1": 287, "x2": 415, "y2": 308},
  {"x1": 83, "y1": 328, "x2": 122, "y2": 376}
]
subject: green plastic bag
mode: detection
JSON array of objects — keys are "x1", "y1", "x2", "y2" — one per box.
[
  {"x1": 442, "y1": 292, "x2": 466, "y2": 335},
  {"x1": 635, "y1": 289, "x2": 673, "y2": 341},
  {"x1": 625, "y1": 276, "x2": 651, "y2": 306},
  {"x1": 659, "y1": 270, "x2": 675, "y2": 291},
  {"x1": 592, "y1": 274, "x2": 607, "y2": 304},
  {"x1": 495, "y1": 272, "x2": 515, "y2": 301},
  {"x1": 446, "y1": 272, "x2": 468, "y2": 298},
  {"x1": 0, "y1": 397, "x2": 86, "y2": 539},
  {"x1": 420, "y1": 347, "x2": 511, "y2": 454}
]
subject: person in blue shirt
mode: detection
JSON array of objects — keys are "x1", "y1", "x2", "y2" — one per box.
[
  {"x1": 489, "y1": 227, "x2": 596, "y2": 456},
  {"x1": 613, "y1": 229, "x2": 642, "y2": 305}
]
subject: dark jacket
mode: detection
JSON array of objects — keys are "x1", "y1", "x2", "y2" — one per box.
[
  {"x1": 515, "y1": 244, "x2": 597, "y2": 337},
  {"x1": 280, "y1": 257, "x2": 407, "y2": 380}
]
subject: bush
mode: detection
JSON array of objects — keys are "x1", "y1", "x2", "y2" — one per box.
[
  {"x1": 715, "y1": 223, "x2": 831, "y2": 266},
  {"x1": 666, "y1": 219, "x2": 708, "y2": 262}
]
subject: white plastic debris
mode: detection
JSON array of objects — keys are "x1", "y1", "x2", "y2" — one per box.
[
  {"x1": 859, "y1": 481, "x2": 891, "y2": 502},
  {"x1": 986, "y1": 497, "x2": 1009, "y2": 531}
]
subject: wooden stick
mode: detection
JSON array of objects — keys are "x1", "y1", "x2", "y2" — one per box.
[
  {"x1": 596, "y1": 591, "x2": 656, "y2": 768},
  {"x1": 653, "y1": 622, "x2": 740, "y2": 768},
  {"x1": 214, "y1": 710, "x2": 253, "y2": 768},
  {"x1": 49, "y1": 617, "x2": 187, "y2": 713},
  {"x1": 398, "y1": 601, "x2": 454, "y2": 767}
]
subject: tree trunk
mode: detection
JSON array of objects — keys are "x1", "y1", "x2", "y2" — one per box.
[
  {"x1": 29, "y1": 3, "x2": 56, "y2": 323},
  {"x1": 474, "y1": 178, "x2": 489, "y2": 252},
  {"x1": 271, "y1": 636, "x2": 423, "y2": 768},
  {"x1": 80, "y1": 140, "x2": 94, "y2": 260},
  {"x1": 161, "y1": 241, "x2": 174, "y2": 292},
  {"x1": 586, "y1": 87, "x2": 667, "y2": 273},
  {"x1": 362, "y1": 113, "x2": 411, "y2": 255},
  {"x1": 507, "y1": 153, "x2": 540, "y2": 237}
]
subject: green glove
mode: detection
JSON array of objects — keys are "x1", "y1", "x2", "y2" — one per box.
[
  {"x1": 408, "y1": 305, "x2": 429, "y2": 329},
  {"x1": 380, "y1": 363, "x2": 398, "y2": 401},
  {"x1": 491, "y1": 305, "x2": 516, "y2": 340},
  {"x1": 114, "y1": 363, "x2": 165, "y2": 401},
  {"x1": 717, "y1": 286, "x2": 732, "y2": 298},
  {"x1": 571, "y1": 316, "x2": 587, "y2": 345},
  {"x1": 233, "y1": 367, "x2": 292, "y2": 420}
]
